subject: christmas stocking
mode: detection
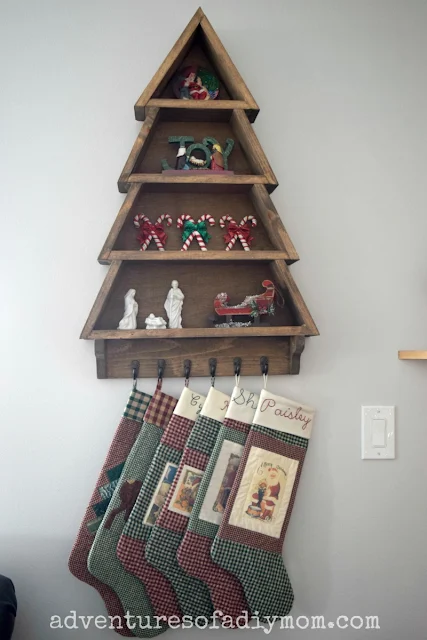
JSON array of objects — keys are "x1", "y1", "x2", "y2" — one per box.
[
  {"x1": 117, "y1": 386, "x2": 206, "y2": 620},
  {"x1": 68, "y1": 387, "x2": 151, "y2": 637},
  {"x1": 211, "y1": 389, "x2": 315, "y2": 619},
  {"x1": 87, "y1": 386, "x2": 177, "y2": 638},
  {"x1": 177, "y1": 386, "x2": 258, "y2": 622},
  {"x1": 144, "y1": 386, "x2": 230, "y2": 619}
]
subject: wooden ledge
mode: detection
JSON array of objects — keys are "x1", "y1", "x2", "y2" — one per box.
[
  {"x1": 398, "y1": 350, "x2": 427, "y2": 360},
  {"x1": 103, "y1": 250, "x2": 292, "y2": 263},
  {"x1": 88, "y1": 326, "x2": 310, "y2": 340}
]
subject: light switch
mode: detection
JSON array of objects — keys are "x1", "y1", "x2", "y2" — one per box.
[
  {"x1": 372, "y1": 419, "x2": 386, "y2": 447},
  {"x1": 362, "y1": 406, "x2": 395, "y2": 459}
]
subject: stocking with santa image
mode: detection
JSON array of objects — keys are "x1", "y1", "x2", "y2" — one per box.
[{"x1": 211, "y1": 389, "x2": 315, "y2": 619}]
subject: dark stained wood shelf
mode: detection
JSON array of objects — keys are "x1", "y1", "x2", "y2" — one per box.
[
  {"x1": 107, "y1": 251, "x2": 291, "y2": 262},
  {"x1": 98, "y1": 183, "x2": 298, "y2": 265},
  {"x1": 125, "y1": 173, "x2": 272, "y2": 188},
  {"x1": 81, "y1": 7, "x2": 318, "y2": 378},
  {"x1": 88, "y1": 326, "x2": 309, "y2": 340}
]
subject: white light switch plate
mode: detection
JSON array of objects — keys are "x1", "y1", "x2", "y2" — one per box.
[{"x1": 362, "y1": 406, "x2": 395, "y2": 459}]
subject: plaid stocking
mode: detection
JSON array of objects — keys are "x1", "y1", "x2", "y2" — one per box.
[
  {"x1": 68, "y1": 388, "x2": 151, "y2": 637},
  {"x1": 117, "y1": 386, "x2": 206, "y2": 620},
  {"x1": 211, "y1": 389, "x2": 315, "y2": 619},
  {"x1": 145, "y1": 386, "x2": 230, "y2": 619},
  {"x1": 177, "y1": 386, "x2": 258, "y2": 622},
  {"x1": 87, "y1": 387, "x2": 177, "y2": 637}
]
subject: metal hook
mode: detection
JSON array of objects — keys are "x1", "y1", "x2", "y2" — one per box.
[
  {"x1": 234, "y1": 357, "x2": 242, "y2": 387},
  {"x1": 260, "y1": 356, "x2": 269, "y2": 388},
  {"x1": 184, "y1": 359, "x2": 191, "y2": 387},
  {"x1": 157, "y1": 359, "x2": 166, "y2": 385},
  {"x1": 131, "y1": 360, "x2": 140, "y2": 391},
  {"x1": 209, "y1": 358, "x2": 217, "y2": 387}
]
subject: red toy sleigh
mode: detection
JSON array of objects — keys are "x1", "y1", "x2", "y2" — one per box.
[{"x1": 213, "y1": 280, "x2": 276, "y2": 327}]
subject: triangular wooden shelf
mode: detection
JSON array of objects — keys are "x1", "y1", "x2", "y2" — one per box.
[
  {"x1": 134, "y1": 8, "x2": 259, "y2": 122},
  {"x1": 118, "y1": 107, "x2": 278, "y2": 194},
  {"x1": 81, "y1": 8, "x2": 318, "y2": 379},
  {"x1": 98, "y1": 183, "x2": 298, "y2": 265}
]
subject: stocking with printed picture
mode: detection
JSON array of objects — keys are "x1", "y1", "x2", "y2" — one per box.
[
  {"x1": 87, "y1": 385, "x2": 177, "y2": 638},
  {"x1": 68, "y1": 387, "x2": 151, "y2": 637},
  {"x1": 210, "y1": 389, "x2": 315, "y2": 619},
  {"x1": 116, "y1": 386, "x2": 206, "y2": 621},
  {"x1": 177, "y1": 386, "x2": 259, "y2": 624},
  {"x1": 144, "y1": 386, "x2": 231, "y2": 620}
]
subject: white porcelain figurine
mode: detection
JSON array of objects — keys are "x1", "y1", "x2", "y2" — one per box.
[
  {"x1": 145, "y1": 313, "x2": 167, "y2": 330},
  {"x1": 117, "y1": 289, "x2": 138, "y2": 330},
  {"x1": 164, "y1": 280, "x2": 185, "y2": 328}
]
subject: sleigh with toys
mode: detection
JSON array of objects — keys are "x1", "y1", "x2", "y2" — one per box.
[{"x1": 212, "y1": 280, "x2": 277, "y2": 328}]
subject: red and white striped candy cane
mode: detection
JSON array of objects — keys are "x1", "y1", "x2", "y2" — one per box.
[
  {"x1": 152, "y1": 213, "x2": 172, "y2": 251},
  {"x1": 219, "y1": 215, "x2": 257, "y2": 251},
  {"x1": 177, "y1": 214, "x2": 215, "y2": 251},
  {"x1": 133, "y1": 213, "x2": 172, "y2": 251},
  {"x1": 238, "y1": 215, "x2": 257, "y2": 251}
]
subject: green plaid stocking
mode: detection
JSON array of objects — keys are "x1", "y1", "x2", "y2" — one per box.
[
  {"x1": 145, "y1": 386, "x2": 230, "y2": 619},
  {"x1": 68, "y1": 388, "x2": 151, "y2": 637},
  {"x1": 211, "y1": 389, "x2": 315, "y2": 619},
  {"x1": 117, "y1": 386, "x2": 206, "y2": 620},
  {"x1": 87, "y1": 387, "x2": 177, "y2": 637},
  {"x1": 177, "y1": 386, "x2": 258, "y2": 622}
]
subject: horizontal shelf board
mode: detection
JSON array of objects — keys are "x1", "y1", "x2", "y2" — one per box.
[
  {"x1": 88, "y1": 326, "x2": 309, "y2": 340},
  {"x1": 127, "y1": 174, "x2": 270, "y2": 186},
  {"x1": 107, "y1": 250, "x2": 291, "y2": 261},
  {"x1": 398, "y1": 350, "x2": 427, "y2": 360},
  {"x1": 147, "y1": 99, "x2": 249, "y2": 110}
]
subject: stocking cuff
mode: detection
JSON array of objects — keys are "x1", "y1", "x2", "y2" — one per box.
[
  {"x1": 144, "y1": 389, "x2": 177, "y2": 428},
  {"x1": 123, "y1": 389, "x2": 152, "y2": 423},
  {"x1": 254, "y1": 389, "x2": 315, "y2": 439}
]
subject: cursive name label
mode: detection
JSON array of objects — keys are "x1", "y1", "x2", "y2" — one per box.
[
  {"x1": 200, "y1": 387, "x2": 231, "y2": 423},
  {"x1": 225, "y1": 386, "x2": 259, "y2": 424},
  {"x1": 254, "y1": 390, "x2": 315, "y2": 439},
  {"x1": 174, "y1": 387, "x2": 206, "y2": 421}
]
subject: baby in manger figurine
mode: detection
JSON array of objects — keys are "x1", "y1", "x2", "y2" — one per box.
[{"x1": 164, "y1": 280, "x2": 185, "y2": 329}]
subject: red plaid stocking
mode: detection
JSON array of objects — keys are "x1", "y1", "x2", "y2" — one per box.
[{"x1": 68, "y1": 388, "x2": 151, "y2": 636}]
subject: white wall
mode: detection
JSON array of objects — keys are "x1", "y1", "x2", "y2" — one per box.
[{"x1": 1, "y1": 0, "x2": 427, "y2": 638}]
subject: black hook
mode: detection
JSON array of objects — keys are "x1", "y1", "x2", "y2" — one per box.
[
  {"x1": 260, "y1": 356, "x2": 269, "y2": 376},
  {"x1": 184, "y1": 359, "x2": 191, "y2": 385},
  {"x1": 131, "y1": 360, "x2": 140, "y2": 390},
  {"x1": 234, "y1": 357, "x2": 242, "y2": 378},
  {"x1": 158, "y1": 359, "x2": 166, "y2": 383},
  {"x1": 209, "y1": 358, "x2": 217, "y2": 385}
]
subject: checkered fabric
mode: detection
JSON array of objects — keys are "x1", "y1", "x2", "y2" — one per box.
[
  {"x1": 211, "y1": 423, "x2": 311, "y2": 619},
  {"x1": 68, "y1": 388, "x2": 151, "y2": 637},
  {"x1": 177, "y1": 417, "x2": 252, "y2": 622},
  {"x1": 144, "y1": 413, "x2": 225, "y2": 619},
  {"x1": 117, "y1": 395, "x2": 203, "y2": 620},
  {"x1": 87, "y1": 389, "x2": 177, "y2": 638}
]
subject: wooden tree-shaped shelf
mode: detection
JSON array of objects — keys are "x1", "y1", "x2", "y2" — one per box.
[{"x1": 81, "y1": 7, "x2": 319, "y2": 379}]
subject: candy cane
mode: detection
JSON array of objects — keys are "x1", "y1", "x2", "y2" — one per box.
[
  {"x1": 151, "y1": 214, "x2": 172, "y2": 251},
  {"x1": 133, "y1": 213, "x2": 171, "y2": 251},
  {"x1": 218, "y1": 215, "x2": 237, "y2": 250},
  {"x1": 177, "y1": 214, "x2": 215, "y2": 251},
  {"x1": 238, "y1": 215, "x2": 257, "y2": 251},
  {"x1": 219, "y1": 215, "x2": 257, "y2": 251}
]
